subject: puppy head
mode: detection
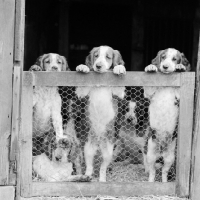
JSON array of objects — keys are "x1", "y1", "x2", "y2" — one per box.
[
  {"x1": 53, "y1": 139, "x2": 72, "y2": 163},
  {"x1": 152, "y1": 48, "x2": 190, "y2": 73},
  {"x1": 35, "y1": 53, "x2": 69, "y2": 71},
  {"x1": 125, "y1": 101, "x2": 137, "y2": 125},
  {"x1": 85, "y1": 46, "x2": 124, "y2": 73}
]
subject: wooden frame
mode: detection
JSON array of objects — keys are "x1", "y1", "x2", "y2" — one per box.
[
  {"x1": 0, "y1": 0, "x2": 16, "y2": 185},
  {"x1": 19, "y1": 71, "x2": 195, "y2": 198},
  {"x1": 190, "y1": 34, "x2": 200, "y2": 200}
]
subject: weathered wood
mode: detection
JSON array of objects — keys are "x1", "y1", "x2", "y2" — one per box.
[
  {"x1": 31, "y1": 181, "x2": 176, "y2": 197},
  {"x1": 0, "y1": 186, "x2": 15, "y2": 200},
  {"x1": 0, "y1": 0, "x2": 15, "y2": 185},
  {"x1": 14, "y1": 0, "x2": 26, "y2": 198},
  {"x1": 20, "y1": 74, "x2": 33, "y2": 197},
  {"x1": 0, "y1": 132, "x2": 10, "y2": 185},
  {"x1": 14, "y1": 0, "x2": 25, "y2": 61},
  {"x1": 191, "y1": 84, "x2": 200, "y2": 200},
  {"x1": 23, "y1": 71, "x2": 182, "y2": 87},
  {"x1": 190, "y1": 33, "x2": 200, "y2": 200},
  {"x1": 176, "y1": 72, "x2": 195, "y2": 197},
  {"x1": 9, "y1": 66, "x2": 22, "y2": 186},
  {"x1": 10, "y1": 67, "x2": 22, "y2": 161}
]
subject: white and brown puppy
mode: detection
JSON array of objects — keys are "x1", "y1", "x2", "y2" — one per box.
[
  {"x1": 33, "y1": 153, "x2": 91, "y2": 182},
  {"x1": 76, "y1": 46, "x2": 126, "y2": 182},
  {"x1": 29, "y1": 53, "x2": 69, "y2": 142},
  {"x1": 52, "y1": 100, "x2": 83, "y2": 175},
  {"x1": 113, "y1": 101, "x2": 146, "y2": 164},
  {"x1": 145, "y1": 48, "x2": 190, "y2": 73},
  {"x1": 143, "y1": 48, "x2": 190, "y2": 182}
]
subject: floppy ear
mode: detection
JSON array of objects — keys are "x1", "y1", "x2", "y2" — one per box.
[
  {"x1": 112, "y1": 50, "x2": 125, "y2": 68},
  {"x1": 34, "y1": 54, "x2": 49, "y2": 71},
  {"x1": 180, "y1": 52, "x2": 191, "y2": 71},
  {"x1": 151, "y1": 50, "x2": 165, "y2": 68},
  {"x1": 85, "y1": 47, "x2": 99, "y2": 70},
  {"x1": 85, "y1": 54, "x2": 93, "y2": 70},
  {"x1": 29, "y1": 54, "x2": 46, "y2": 71},
  {"x1": 60, "y1": 56, "x2": 70, "y2": 71}
]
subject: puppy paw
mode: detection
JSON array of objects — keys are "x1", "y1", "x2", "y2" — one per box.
[
  {"x1": 113, "y1": 65, "x2": 126, "y2": 75},
  {"x1": 175, "y1": 64, "x2": 186, "y2": 72},
  {"x1": 29, "y1": 65, "x2": 42, "y2": 71},
  {"x1": 78, "y1": 175, "x2": 92, "y2": 182},
  {"x1": 145, "y1": 64, "x2": 158, "y2": 72},
  {"x1": 76, "y1": 64, "x2": 90, "y2": 73}
]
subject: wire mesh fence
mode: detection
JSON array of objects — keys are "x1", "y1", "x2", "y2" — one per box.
[{"x1": 32, "y1": 85, "x2": 178, "y2": 183}]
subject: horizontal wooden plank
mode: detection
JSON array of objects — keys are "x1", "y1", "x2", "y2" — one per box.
[
  {"x1": 32, "y1": 181, "x2": 176, "y2": 197},
  {"x1": 22, "y1": 71, "x2": 187, "y2": 87}
]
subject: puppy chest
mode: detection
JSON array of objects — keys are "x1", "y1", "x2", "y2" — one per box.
[
  {"x1": 149, "y1": 89, "x2": 179, "y2": 133},
  {"x1": 88, "y1": 88, "x2": 116, "y2": 133}
]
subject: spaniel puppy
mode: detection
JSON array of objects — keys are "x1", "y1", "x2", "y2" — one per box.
[
  {"x1": 76, "y1": 46, "x2": 126, "y2": 182},
  {"x1": 143, "y1": 48, "x2": 190, "y2": 182},
  {"x1": 29, "y1": 53, "x2": 69, "y2": 142},
  {"x1": 113, "y1": 101, "x2": 146, "y2": 164},
  {"x1": 33, "y1": 153, "x2": 91, "y2": 182},
  {"x1": 145, "y1": 48, "x2": 190, "y2": 73},
  {"x1": 52, "y1": 100, "x2": 83, "y2": 175}
]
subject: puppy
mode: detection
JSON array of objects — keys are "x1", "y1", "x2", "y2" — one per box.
[
  {"x1": 75, "y1": 46, "x2": 126, "y2": 182},
  {"x1": 145, "y1": 48, "x2": 190, "y2": 73},
  {"x1": 52, "y1": 100, "x2": 83, "y2": 175},
  {"x1": 113, "y1": 101, "x2": 146, "y2": 164},
  {"x1": 29, "y1": 53, "x2": 69, "y2": 142},
  {"x1": 143, "y1": 48, "x2": 190, "y2": 182},
  {"x1": 33, "y1": 153, "x2": 91, "y2": 182}
]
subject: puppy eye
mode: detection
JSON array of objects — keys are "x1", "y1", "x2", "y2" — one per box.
[
  {"x1": 57, "y1": 60, "x2": 62, "y2": 64},
  {"x1": 161, "y1": 55, "x2": 165, "y2": 59},
  {"x1": 106, "y1": 55, "x2": 111, "y2": 59},
  {"x1": 172, "y1": 57, "x2": 177, "y2": 61},
  {"x1": 45, "y1": 60, "x2": 50, "y2": 63}
]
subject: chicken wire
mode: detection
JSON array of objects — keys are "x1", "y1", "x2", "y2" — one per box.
[{"x1": 32, "y1": 86, "x2": 178, "y2": 183}]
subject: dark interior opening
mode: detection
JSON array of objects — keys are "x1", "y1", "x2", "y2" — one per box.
[{"x1": 24, "y1": 0, "x2": 197, "y2": 71}]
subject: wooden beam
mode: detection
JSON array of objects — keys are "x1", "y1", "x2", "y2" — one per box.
[
  {"x1": 176, "y1": 72, "x2": 195, "y2": 197},
  {"x1": 20, "y1": 74, "x2": 33, "y2": 197},
  {"x1": 13, "y1": 0, "x2": 26, "y2": 199},
  {"x1": 14, "y1": 0, "x2": 25, "y2": 62},
  {"x1": 0, "y1": 0, "x2": 15, "y2": 185},
  {"x1": 190, "y1": 32, "x2": 200, "y2": 200},
  {"x1": 23, "y1": 71, "x2": 182, "y2": 87},
  {"x1": 10, "y1": 66, "x2": 22, "y2": 161},
  {"x1": 31, "y1": 181, "x2": 176, "y2": 197}
]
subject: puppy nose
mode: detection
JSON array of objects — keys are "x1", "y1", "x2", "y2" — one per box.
[
  {"x1": 52, "y1": 66, "x2": 58, "y2": 71},
  {"x1": 163, "y1": 65, "x2": 168, "y2": 69},
  {"x1": 96, "y1": 64, "x2": 102, "y2": 70}
]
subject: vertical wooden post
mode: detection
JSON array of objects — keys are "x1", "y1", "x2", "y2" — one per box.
[
  {"x1": 190, "y1": 33, "x2": 200, "y2": 200},
  {"x1": 10, "y1": 67, "x2": 22, "y2": 161},
  {"x1": 176, "y1": 72, "x2": 195, "y2": 197},
  {"x1": 19, "y1": 72, "x2": 33, "y2": 197},
  {"x1": 13, "y1": 0, "x2": 25, "y2": 199},
  {"x1": 0, "y1": 0, "x2": 15, "y2": 185}
]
